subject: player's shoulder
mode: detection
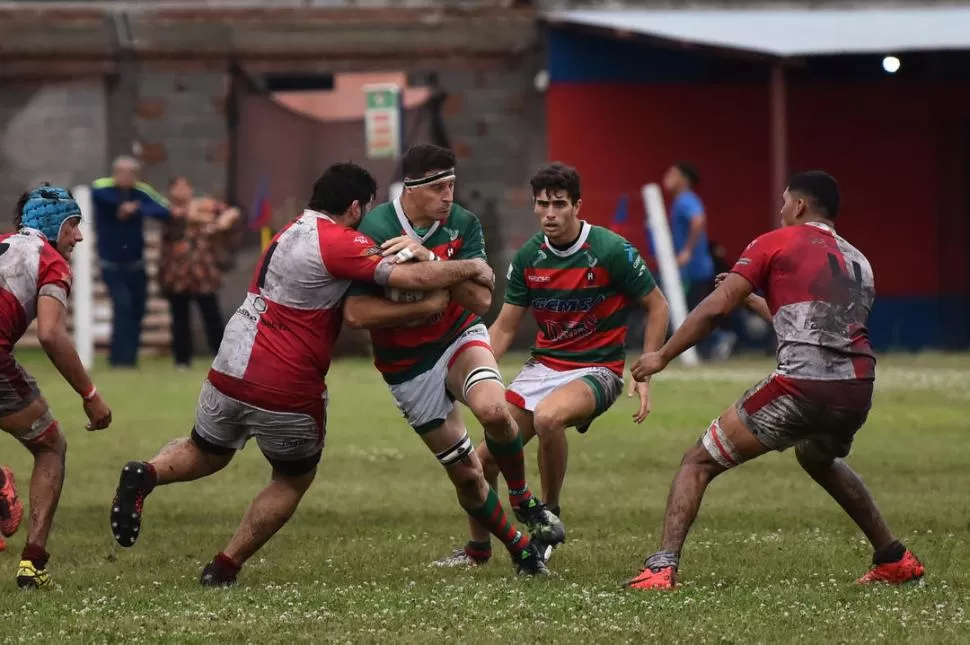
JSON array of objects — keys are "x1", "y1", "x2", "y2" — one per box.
[
  {"x1": 744, "y1": 226, "x2": 796, "y2": 253},
  {"x1": 586, "y1": 225, "x2": 633, "y2": 256},
  {"x1": 512, "y1": 232, "x2": 545, "y2": 264},
  {"x1": 357, "y1": 202, "x2": 399, "y2": 236}
]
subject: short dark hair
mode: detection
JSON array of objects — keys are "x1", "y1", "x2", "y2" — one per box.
[
  {"x1": 308, "y1": 163, "x2": 377, "y2": 215},
  {"x1": 787, "y1": 170, "x2": 840, "y2": 219},
  {"x1": 675, "y1": 162, "x2": 700, "y2": 188},
  {"x1": 530, "y1": 162, "x2": 581, "y2": 204},
  {"x1": 401, "y1": 144, "x2": 455, "y2": 180}
]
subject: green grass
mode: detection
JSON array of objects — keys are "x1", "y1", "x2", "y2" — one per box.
[{"x1": 0, "y1": 350, "x2": 968, "y2": 644}]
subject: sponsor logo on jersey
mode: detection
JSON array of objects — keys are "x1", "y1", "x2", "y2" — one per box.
[
  {"x1": 533, "y1": 294, "x2": 607, "y2": 313},
  {"x1": 528, "y1": 274, "x2": 551, "y2": 283}
]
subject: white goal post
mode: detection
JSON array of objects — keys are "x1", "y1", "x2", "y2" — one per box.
[
  {"x1": 71, "y1": 184, "x2": 95, "y2": 370},
  {"x1": 641, "y1": 183, "x2": 699, "y2": 367}
]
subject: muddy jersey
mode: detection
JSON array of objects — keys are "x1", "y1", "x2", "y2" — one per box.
[
  {"x1": 0, "y1": 229, "x2": 72, "y2": 351},
  {"x1": 209, "y1": 210, "x2": 393, "y2": 413},
  {"x1": 348, "y1": 199, "x2": 486, "y2": 385},
  {"x1": 505, "y1": 222, "x2": 656, "y2": 376},
  {"x1": 731, "y1": 222, "x2": 876, "y2": 380}
]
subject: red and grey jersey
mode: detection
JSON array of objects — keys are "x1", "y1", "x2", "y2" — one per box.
[
  {"x1": 731, "y1": 222, "x2": 876, "y2": 381},
  {"x1": 209, "y1": 210, "x2": 392, "y2": 413},
  {"x1": 0, "y1": 230, "x2": 72, "y2": 351}
]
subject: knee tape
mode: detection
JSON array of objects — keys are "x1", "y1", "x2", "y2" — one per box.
[
  {"x1": 435, "y1": 433, "x2": 473, "y2": 467},
  {"x1": 22, "y1": 412, "x2": 57, "y2": 447},
  {"x1": 463, "y1": 366, "x2": 503, "y2": 399},
  {"x1": 701, "y1": 418, "x2": 741, "y2": 469}
]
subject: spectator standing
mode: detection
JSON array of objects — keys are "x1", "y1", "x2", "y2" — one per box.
[
  {"x1": 159, "y1": 177, "x2": 240, "y2": 369},
  {"x1": 91, "y1": 156, "x2": 175, "y2": 367},
  {"x1": 661, "y1": 162, "x2": 733, "y2": 359}
]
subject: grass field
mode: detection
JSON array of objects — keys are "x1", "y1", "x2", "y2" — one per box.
[{"x1": 0, "y1": 350, "x2": 968, "y2": 644}]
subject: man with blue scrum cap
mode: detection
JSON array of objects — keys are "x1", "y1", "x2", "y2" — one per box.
[
  {"x1": 91, "y1": 156, "x2": 174, "y2": 367},
  {"x1": 0, "y1": 184, "x2": 112, "y2": 588}
]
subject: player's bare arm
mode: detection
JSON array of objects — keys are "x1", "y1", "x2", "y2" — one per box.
[
  {"x1": 628, "y1": 288, "x2": 670, "y2": 422},
  {"x1": 715, "y1": 272, "x2": 771, "y2": 321},
  {"x1": 36, "y1": 295, "x2": 111, "y2": 431},
  {"x1": 447, "y1": 280, "x2": 492, "y2": 316},
  {"x1": 344, "y1": 291, "x2": 450, "y2": 330},
  {"x1": 344, "y1": 258, "x2": 491, "y2": 329},
  {"x1": 487, "y1": 303, "x2": 528, "y2": 362},
  {"x1": 381, "y1": 235, "x2": 493, "y2": 315},
  {"x1": 632, "y1": 272, "x2": 752, "y2": 381}
]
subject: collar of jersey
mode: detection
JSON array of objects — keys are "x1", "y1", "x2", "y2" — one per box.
[
  {"x1": 19, "y1": 227, "x2": 49, "y2": 242},
  {"x1": 392, "y1": 198, "x2": 440, "y2": 243},
  {"x1": 544, "y1": 221, "x2": 591, "y2": 257},
  {"x1": 303, "y1": 208, "x2": 335, "y2": 223},
  {"x1": 805, "y1": 221, "x2": 835, "y2": 234}
]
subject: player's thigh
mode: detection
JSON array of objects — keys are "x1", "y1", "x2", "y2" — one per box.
[
  {"x1": 389, "y1": 362, "x2": 455, "y2": 435},
  {"x1": 703, "y1": 374, "x2": 813, "y2": 469},
  {"x1": 532, "y1": 378, "x2": 599, "y2": 432},
  {"x1": 0, "y1": 358, "x2": 60, "y2": 449},
  {"x1": 192, "y1": 379, "x2": 251, "y2": 460},
  {"x1": 251, "y1": 413, "x2": 323, "y2": 479}
]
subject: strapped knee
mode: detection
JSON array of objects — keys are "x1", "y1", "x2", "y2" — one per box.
[
  {"x1": 436, "y1": 433, "x2": 474, "y2": 467},
  {"x1": 463, "y1": 366, "x2": 503, "y2": 399},
  {"x1": 701, "y1": 418, "x2": 740, "y2": 469},
  {"x1": 22, "y1": 413, "x2": 61, "y2": 450}
]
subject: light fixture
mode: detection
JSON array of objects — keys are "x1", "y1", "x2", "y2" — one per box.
[{"x1": 882, "y1": 56, "x2": 901, "y2": 74}]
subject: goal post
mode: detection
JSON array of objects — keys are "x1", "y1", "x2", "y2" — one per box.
[
  {"x1": 71, "y1": 184, "x2": 95, "y2": 370},
  {"x1": 641, "y1": 183, "x2": 699, "y2": 367}
]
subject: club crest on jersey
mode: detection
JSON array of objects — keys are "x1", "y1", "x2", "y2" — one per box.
[
  {"x1": 444, "y1": 228, "x2": 459, "y2": 242},
  {"x1": 253, "y1": 296, "x2": 267, "y2": 314},
  {"x1": 534, "y1": 249, "x2": 547, "y2": 263}
]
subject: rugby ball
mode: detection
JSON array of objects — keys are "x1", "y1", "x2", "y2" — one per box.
[{"x1": 385, "y1": 288, "x2": 426, "y2": 303}]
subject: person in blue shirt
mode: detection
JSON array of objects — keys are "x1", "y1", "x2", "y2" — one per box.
[
  {"x1": 91, "y1": 156, "x2": 177, "y2": 367},
  {"x1": 662, "y1": 162, "x2": 734, "y2": 359}
]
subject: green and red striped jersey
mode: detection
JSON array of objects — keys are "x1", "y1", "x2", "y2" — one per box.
[
  {"x1": 348, "y1": 199, "x2": 486, "y2": 384},
  {"x1": 505, "y1": 222, "x2": 656, "y2": 375}
]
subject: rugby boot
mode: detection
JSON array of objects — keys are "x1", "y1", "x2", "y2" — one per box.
[
  {"x1": 110, "y1": 461, "x2": 155, "y2": 547},
  {"x1": 514, "y1": 497, "x2": 565, "y2": 548},
  {"x1": 625, "y1": 564, "x2": 677, "y2": 590},
  {"x1": 0, "y1": 466, "x2": 23, "y2": 537},
  {"x1": 857, "y1": 549, "x2": 925, "y2": 585},
  {"x1": 17, "y1": 559, "x2": 52, "y2": 589},
  {"x1": 515, "y1": 541, "x2": 549, "y2": 576},
  {"x1": 431, "y1": 541, "x2": 491, "y2": 568}
]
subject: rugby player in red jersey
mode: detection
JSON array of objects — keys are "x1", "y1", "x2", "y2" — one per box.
[
  {"x1": 626, "y1": 171, "x2": 924, "y2": 590},
  {"x1": 109, "y1": 163, "x2": 494, "y2": 586},
  {"x1": 0, "y1": 184, "x2": 112, "y2": 588}
]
